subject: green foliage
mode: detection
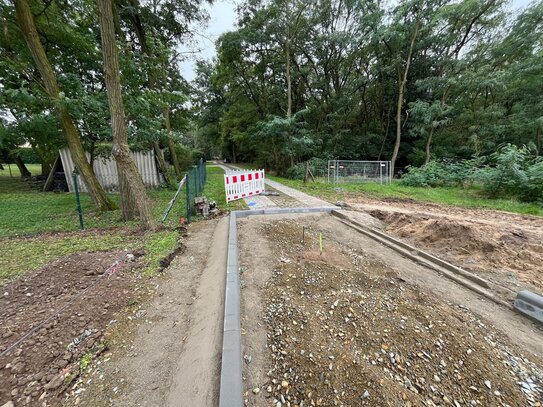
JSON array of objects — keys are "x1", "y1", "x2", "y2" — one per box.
[
  {"x1": 400, "y1": 160, "x2": 479, "y2": 188},
  {"x1": 254, "y1": 110, "x2": 315, "y2": 173},
  {"x1": 193, "y1": 0, "x2": 542, "y2": 173},
  {"x1": 79, "y1": 352, "x2": 93, "y2": 372},
  {"x1": 478, "y1": 144, "x2": 543, "y2": 203},
  {"x1": 401, "y1": 145, "x2": 543, "y2": 204},
  {"x1": 286, "y1": 158, "x2": 328, "y2": 180},
  {"x1": 14, "y1": 148, "x2": 40, "y2": 164}
]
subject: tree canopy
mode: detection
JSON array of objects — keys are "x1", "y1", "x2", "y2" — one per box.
[{"x1": 192, "y1": 0, "x2": 542, "y2": 175}]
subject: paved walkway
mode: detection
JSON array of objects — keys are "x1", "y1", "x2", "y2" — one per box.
[{"x1": 265, "y1": 177, "x2": 331, "y2": 207}]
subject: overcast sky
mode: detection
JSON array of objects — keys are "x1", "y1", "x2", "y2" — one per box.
[{"x1": 180, "y1": 0, "x2": 535, "y2": 82}]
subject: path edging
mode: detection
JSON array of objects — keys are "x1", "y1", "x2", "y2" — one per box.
[{"x1": 218, "y1": 207, "x2": 336, "y2": 407}]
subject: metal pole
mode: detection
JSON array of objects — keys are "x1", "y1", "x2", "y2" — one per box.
[
  {"x1": 186, "y1": 171, "x2": 191, "y2": 223},
  {"x1": 195, "y1": 165, "x2": 200, "y2": 196},
  {"x1": 73, "y1": 170, "x2": 84, "y2": 230}
]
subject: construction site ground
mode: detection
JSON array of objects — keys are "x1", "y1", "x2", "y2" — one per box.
[{"x1": 1, "y1": 176, "x2": 542, "y2": 407}]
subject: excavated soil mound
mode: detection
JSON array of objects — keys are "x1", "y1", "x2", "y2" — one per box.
[
  {"x1": 0, "y1": 250, "x2": 142, "y2": 407},
  {"x1": 368, "y1": 209, "x2": 543, "y2": 292}
]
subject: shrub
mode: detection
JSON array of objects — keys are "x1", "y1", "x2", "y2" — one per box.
[
  {"x1": 479, "y1": 144, "x2": 542, "y2": 203},
  {"x1": 401, "y1": 145, "x2": 543, "y2": 204},
  {"x1": 286, "y1": 158, "x2": 328, "y2": 180},
  {"x1": 400, "y1": 160, "x2": 478, "y2": 188}
]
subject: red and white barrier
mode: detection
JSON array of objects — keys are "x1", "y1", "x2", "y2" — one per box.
[{"x1": 224, "y1": 169, "x2": 265, "y2": 203}]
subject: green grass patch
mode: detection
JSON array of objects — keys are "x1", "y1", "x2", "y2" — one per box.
[
  {"x1": 0, "y1": 163, "x2": 42, "y2": 178},
  {"x1": 202, "y1": 166, "x2": 246, "y2": 211},
  {"x1": 267, "y1": 175, "x2": 543, "y2": 216},
  {"x1": 0, "y1": 231, "x2": 141, "y2": 284},
  {"x1": 140, "y1": 230, "x2": 178, "y2": 276},
  {"x1": 0, "y1": 174, "x2": 184, "y2": 237},
  {"x1": 0, "y1": 164, "x2": 239, "y2": 285}
]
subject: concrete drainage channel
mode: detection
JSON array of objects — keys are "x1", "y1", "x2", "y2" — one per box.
[{"x1": 218, "y1": 207, "x2": 542, "y2": 406}]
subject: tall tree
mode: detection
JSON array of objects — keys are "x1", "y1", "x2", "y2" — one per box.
[
  {"x1": 388, "y1": 1, "x2": 422, "y2": 176},
  {"x1": 12, "y1": 0, "x2": 115, "y2": 210},
  {"x1": 97, "y1": 0, "x2": 154, "y2": 227}
]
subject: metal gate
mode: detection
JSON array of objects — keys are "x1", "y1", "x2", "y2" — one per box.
[{"x1": 327, "y1": 160, "x2": 391, "y2": 185}]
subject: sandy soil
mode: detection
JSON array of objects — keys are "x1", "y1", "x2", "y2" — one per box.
[
  {"x1": 62, "y1": 216, "x2": 228, "y2": 407},
  {"x1": 348, "y1": 198, "x2": 543, "y2": 294},
  {"x1": 239, "y1": 213, "x2": 543, "y2": 407}
]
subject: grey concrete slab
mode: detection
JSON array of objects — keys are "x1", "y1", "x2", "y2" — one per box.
[{"x1": 514, "y1": 290, "x2": 543, "y2": 324}]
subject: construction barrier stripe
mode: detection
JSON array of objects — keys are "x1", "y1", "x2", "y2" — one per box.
[{"x1": 224, "y1": 169, "x2": 266, "y2": 203}]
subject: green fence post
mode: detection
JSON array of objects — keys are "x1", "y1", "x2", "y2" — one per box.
[
  {"x1": 72, "y1": 169, "x2": 84, "y2": 230},
  {"x1": 198, "y1": 166, "x2": 200, "y2": 197},
  {"x1": 185, "y1": 171, "x2": 191, "y2": 223}
]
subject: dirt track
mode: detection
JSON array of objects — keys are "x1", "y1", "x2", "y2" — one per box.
[
  {"x1": 239, "y1": 213, "x2": 543, "y2": 407},
  {"x1": 62, "y1": 217, "x2": 228, "y2": 406}
]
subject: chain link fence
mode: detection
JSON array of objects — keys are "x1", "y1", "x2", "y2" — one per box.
[{"x1": 327, "y1": 160, "x2": 391, "y2": 185}]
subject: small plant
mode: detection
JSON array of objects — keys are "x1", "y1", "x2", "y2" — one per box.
[
  {"x1": 79, "y1": 352, "x2": 93, "y2": 372},
  {"x1": 127, "y1": 297, "x2": 139, "y2": 307}
]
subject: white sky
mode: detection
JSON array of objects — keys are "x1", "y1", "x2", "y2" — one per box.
[{"x1": 179, "y1": 0, "x2": 536, "y2": 82}]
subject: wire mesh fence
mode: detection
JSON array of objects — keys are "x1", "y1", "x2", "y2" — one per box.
[
  {"x1": 184, "y1": 158, "x2": 207, "y2": 222},
  {"x1": 327, "y1": 160, "x2": 391, "y2": 184}
]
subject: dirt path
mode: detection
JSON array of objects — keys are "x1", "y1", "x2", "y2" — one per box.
[
  {"x1": 238, "y1": 213, "x2": 543, "y2": 407},
  {"x1": 65, "y1": 217, "x2": 228, "y2": 407}
]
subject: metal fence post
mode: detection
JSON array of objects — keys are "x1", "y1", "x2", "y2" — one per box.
[
  {"x1": 186, "y1": 171, "x2": 191, "y2": 223},
  {"x1": 195, "y1": 165, "x2": 200, "y2": 196},
  {"x1": 72, "y1": 169, "x2": 84, "y2": 230}
]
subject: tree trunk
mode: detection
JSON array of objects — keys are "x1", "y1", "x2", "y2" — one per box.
[
  {"x1": 390, "y1": 20, "x2": 420, "y2": 177},
  {"x1": 231, "y1": 143, "x2": 237, "y2": 164},
  {"x1": 378, "y1": 104, "x2": 392, "y2": 160},
  {"x1": 97, "y1": 0, "x2": 154, "y2": 229},
  {"x1": 14, "y1": 0, "x2": 115, "y2": 211},
  {"x1": 285, "y1": 37, "x2": 294, "y2": 167},
  {"x1": 424, "y1": 126, "x2": 434, "y2": 165},
  {"x1": 13, "y1": 155, "x2": 31, "y2": 177},
  {"x1": 286, "y1": 39, "x2": 292, "y2": 118},
  {"x1": 163, "y1": 106, "x2": 182, "y2": 180},
  {"x1": 117, "y1": 166, "x2": 137, "y2": 220},
  {"x1": 118, "y1": 0, "x2": 180, "y2": 181},
  {"x1": 153, "y1": 141, "x2": 170, "y2": 182}
]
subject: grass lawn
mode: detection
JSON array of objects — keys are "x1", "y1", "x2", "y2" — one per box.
[
  {"x1": 202, "y1": 166, "x2": 246, "y2": 212},
  {"x1": 0, "y1": 163, "x2": 42, "y2": 178},
  {"x1": 0, "y1": 164, "x2": 239, "y2": 284},
  {"x1": 268, "y1": 175, "x2": 543, "y2": 216}
]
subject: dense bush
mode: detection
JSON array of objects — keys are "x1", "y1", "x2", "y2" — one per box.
[
  {"x1": 401, "y1": 144, "x2": 543, "y2": 203},
  {"x1": 400, "y1": 160, "x2": 479, "y2": 188},
  {"x1": 286, "y1": 158, "x2": 328, "y2": 180},
  {"x1": 478, "y1": 144, "x2": 543, "y2": 203}
]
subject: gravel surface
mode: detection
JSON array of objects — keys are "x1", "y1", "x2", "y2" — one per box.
[{"x1": 239, "y1": 215, "x2": 543, "y2": 407}]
